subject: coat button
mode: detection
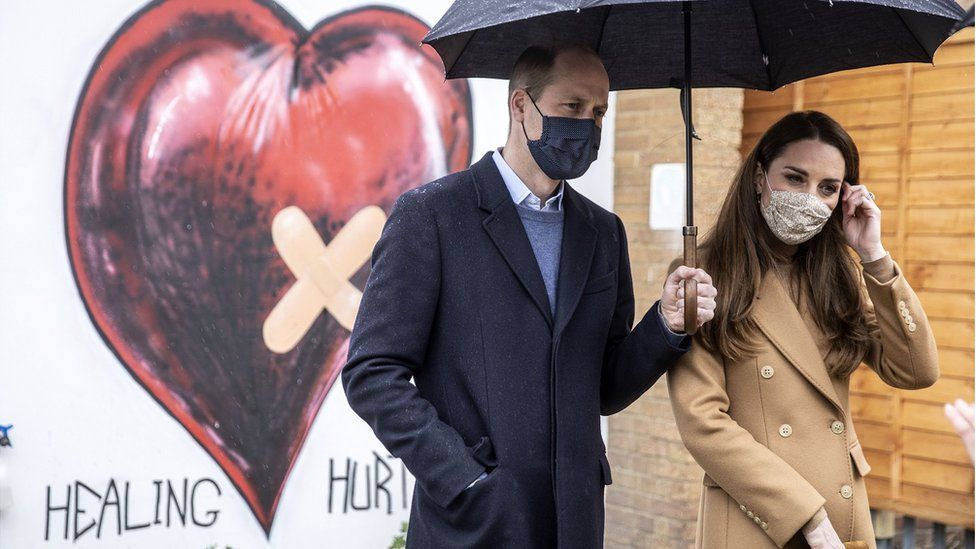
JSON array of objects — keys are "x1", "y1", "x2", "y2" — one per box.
[
  {"x1": 747, "y1": 511, "x2": 755, "y2": 518},
  {"x1": 908, "y1": 323, "x2": 917, "y2": 332},
  {"x1": 779, "y1": 424, "x2": 793, "y2": 438},
  {"x1": 898, "y1": 300, "x2": 907, "y2": 310},
  {"x1": 841, "y1": 485, "x2": 853, "y2": 499},
  {"x1": 740, "y1": 504, "x2": 747, "y2": 512},
  {"x1": 831, "y1": 420, "x2": 845, "y2": 435},
  {"x1": 901, "y1": 308, "x2": 911, "y2": 318},
  {"x1": 754, "y1": 516, "x2": 762, "y2": 524},
  {"x1": 905, "y1": 315, "x2": 914, "y2": 324},
  {"x1": 761, "y1": 522, "x2": 768, "y2": 530},
  {"x1": 761, "y1": 365, "x2": 775, "y2": 379}
]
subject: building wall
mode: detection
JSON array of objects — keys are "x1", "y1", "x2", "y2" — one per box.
[{"x1": 605, "y1": 88, "x2": 743, "y2": 548}]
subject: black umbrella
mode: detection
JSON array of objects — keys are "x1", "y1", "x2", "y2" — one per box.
[{"x1": 423, "y1": 0, "x2": 965, "y2": 334}]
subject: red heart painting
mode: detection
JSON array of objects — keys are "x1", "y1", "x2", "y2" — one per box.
[{"x1": 64, "y1": 0, "x2": 471, "y2": 535}]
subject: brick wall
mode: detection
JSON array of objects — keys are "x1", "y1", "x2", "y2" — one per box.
[{"x1": 605, "y1": 88, "x2": 744, "y2": 548}]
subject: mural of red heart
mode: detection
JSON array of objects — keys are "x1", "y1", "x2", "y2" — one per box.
[{"x1": 64, "y1": 0, "x2": 471, "y2": 535}]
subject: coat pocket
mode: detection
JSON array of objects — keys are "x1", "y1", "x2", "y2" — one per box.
[
  {"x1": 583, "y1": 269, "x2": 617, "y2": 294},
  {"x1": 470, "y1": 436, "x2": 498, "y2": 469},
  {"x1": 849, "y1": 440, "x2": 872, "y2": 477},
  {"x1": 427, "y1": 465, "x2": 506, "y2": 538}
]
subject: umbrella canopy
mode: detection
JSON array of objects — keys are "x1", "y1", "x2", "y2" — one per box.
[{"x1": 424, "y1": 0, "x2": 966, "y2": 91}]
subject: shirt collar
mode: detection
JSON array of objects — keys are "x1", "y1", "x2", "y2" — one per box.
[{"x1": 491, "y1": 149, "x2": 563, "y2": 212}]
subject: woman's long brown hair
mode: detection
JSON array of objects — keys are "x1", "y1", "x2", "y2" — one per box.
[{"x1": 697, "y1": 111, "x2": 873, "y2": 377}]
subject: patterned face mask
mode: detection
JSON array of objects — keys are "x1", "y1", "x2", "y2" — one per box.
[{"x1": 758, "y1": 169, "x2": 833, "y2": 245}]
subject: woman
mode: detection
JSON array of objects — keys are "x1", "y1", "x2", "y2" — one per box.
[{"x1": 666, "y1": 111, "x2": 939, "y2": 549}]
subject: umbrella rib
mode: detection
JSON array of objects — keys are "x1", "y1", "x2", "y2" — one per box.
[
  {"x1": 446, "y1": 28, "x2": 479, "y2": 78},
  {"x1": 891, "y1": 7, "x2": 936, "y2": 63},
  {"x1": 745, "y1": 0, "x2": 775, "y2": 90}
]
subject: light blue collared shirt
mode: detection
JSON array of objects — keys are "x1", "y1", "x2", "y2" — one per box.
[{"x1": 492, "y1": 149, "x2": 563, "y2": 211}]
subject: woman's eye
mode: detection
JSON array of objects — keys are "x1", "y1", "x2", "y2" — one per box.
[
  {"x1": 820, "y1": 185, "x2": 839, "y2": 195},
  {"x1": 787, "y1": 174, "x2": 803, "y2": 183}
]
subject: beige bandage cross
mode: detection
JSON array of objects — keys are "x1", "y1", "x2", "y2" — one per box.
[{"x1": 263, "y1": 205, "x2": 387, "y2": 354}]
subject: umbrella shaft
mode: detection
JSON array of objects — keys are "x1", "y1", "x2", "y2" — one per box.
[{"x1": 683, "y1": 1, "x2": 693, "y2": 227}]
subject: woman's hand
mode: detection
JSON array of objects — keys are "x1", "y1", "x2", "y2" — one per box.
[
  {"x1": 841, "y1": 182, "x2": 886, "y2": 262},
  {"x1": 803, "y1": 513, "x2": 845, "y2": 549}
]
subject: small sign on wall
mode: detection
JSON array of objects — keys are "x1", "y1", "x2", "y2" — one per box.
[{"x1": 649, "y1": 163, "x2": 686, "y2": 230}]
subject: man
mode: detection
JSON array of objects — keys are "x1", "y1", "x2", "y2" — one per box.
[{"x1": 343, "y1": 44, "x2": 717, "y2": 548}]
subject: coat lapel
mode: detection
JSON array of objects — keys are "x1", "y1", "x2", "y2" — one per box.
[
  {"x1": 471, "y1": 153, "x2": 553, "y2": 328},
  {"x1": 752, "y1": 273, "x2": 844, "y2": 412},
  {"x1": 553, "y1": 186, "x2": 597, "y2": 337}
]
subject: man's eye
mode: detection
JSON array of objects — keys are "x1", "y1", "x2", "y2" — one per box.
[
  {"x1": 565, "y1": 103, "x2": 579, "y2": 110},
  {"x1": 595, "y1": 110, "x2": 607, "y2": 118}
]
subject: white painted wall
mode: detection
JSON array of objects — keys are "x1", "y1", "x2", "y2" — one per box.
[{"x1": 0, "y1": 1, "x2": 614, "y2": 547}]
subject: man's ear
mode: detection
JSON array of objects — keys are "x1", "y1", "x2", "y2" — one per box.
[{"x1": 510, "y1": 89, "x2": 526, "y2": 124}]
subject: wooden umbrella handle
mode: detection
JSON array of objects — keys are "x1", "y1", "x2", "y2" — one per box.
[{"x1": 683, "y1": 226, "x2": 698, "y2": 336}]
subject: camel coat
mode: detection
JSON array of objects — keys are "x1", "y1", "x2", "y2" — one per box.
[{"x1": 667, "y1": 255, "x2": 939, "y2": 548}]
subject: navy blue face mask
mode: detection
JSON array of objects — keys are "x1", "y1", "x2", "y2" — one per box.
[{"x1": 521, "y1": 91, "x2": 601, "y2": 181}]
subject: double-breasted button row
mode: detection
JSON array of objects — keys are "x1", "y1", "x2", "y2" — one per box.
[
  {"x1": 898, "y1": 300, "x2": 917, "y2": 333},
  {"x1": 779, "y1": 421, "x2": 846, "y2": 438},
  {"x1": 738, "y1": 504, "x2": 768, "y2": 530}
]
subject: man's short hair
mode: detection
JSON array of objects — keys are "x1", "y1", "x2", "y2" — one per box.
[{"x1": 508, "y1": 44, "x2": 601, "y2": 100}]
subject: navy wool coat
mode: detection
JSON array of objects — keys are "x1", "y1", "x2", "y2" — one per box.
[{"x1": 343, "y1": 152, "x2": 690, "y2": 548}]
